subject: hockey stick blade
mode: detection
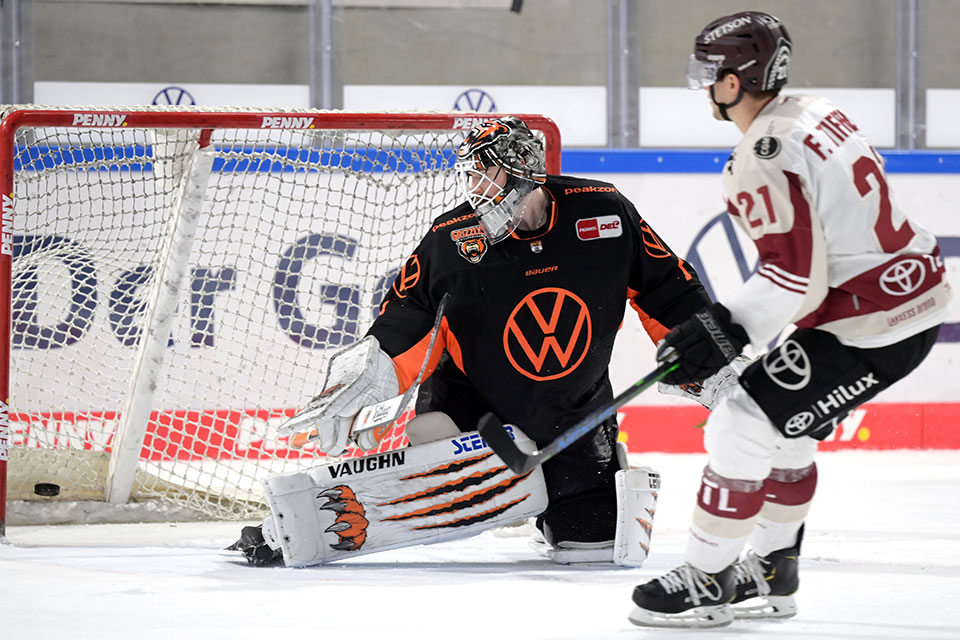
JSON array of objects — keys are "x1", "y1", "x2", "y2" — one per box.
[{"x1": 478, "y1": 361, "x2": 680, "y2": 475}]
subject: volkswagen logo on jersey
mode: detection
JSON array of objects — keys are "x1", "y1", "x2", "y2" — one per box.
[
  {"x1": 784, "y1": 410, "x2": 816, "y2": 436},
  {"x1": 763, "y1": 339, "x2": 812, "y2": 390},
  {"x1": 453, "y1": 88, "x2": 497, "y2": 113},
  {"x1": 576, "y1": 215, "x2": 623, "y2": 241},
  {"x1": 503, "y1": 287, "x2": 592, "y2": 381},
  {"x1": 879, "y1": 258, "x2": 926, "y2": 296},
  {"x1": 753, "y1": 136, "x2": 781, "y2": 159}
]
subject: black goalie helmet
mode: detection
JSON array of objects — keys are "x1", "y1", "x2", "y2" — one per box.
[
  {"x1": 454, "y1": 115, "x2": 546, "y2": 243},
  {"x1": 687, "y1": 11, "x2": 792, "y2": 93}
]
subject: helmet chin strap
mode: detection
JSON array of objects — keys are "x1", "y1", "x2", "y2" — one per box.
[{"x1": 710, "y1": 84, "x2": 746, "y2": 122}]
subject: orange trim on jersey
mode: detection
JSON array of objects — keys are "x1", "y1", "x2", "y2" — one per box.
[
  {"x1": 677, "y1": 257, "x2": 694, "y2": 281},
  {"x1": 391, "y1": 320, "x2": 448, "y2": 392},
  {"x1": 509, "y1": 194, "x2": 557, "y2": 242},
  {"x1": 443, "y1": 317, "x2": 466, "y2": 374},
  {"x1": 627, "y1": 287, "x2": 670, "y2": 345}
]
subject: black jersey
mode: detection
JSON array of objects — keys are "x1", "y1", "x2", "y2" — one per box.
[{"x1": 368, "y1": 175, "x2": 709, "y2": 442}]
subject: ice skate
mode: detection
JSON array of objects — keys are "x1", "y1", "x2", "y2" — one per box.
[
  {"x1": 628, "y1": 563, "x2": 735, "y2": 628},
  {"x1": 226, "y1": 525, "x2": 284, "y2": 567},
  {"x1": 730, "y1": 546, "x2": 800, "y2": 619}
]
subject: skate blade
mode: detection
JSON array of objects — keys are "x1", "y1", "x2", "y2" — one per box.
[
  {"x1": 528, "y1": 538, "x2": 615, "y2": 565},
  {"x1": 733, "y1": 595, "x2": 797, "y2": 620},
  {"x1": 547, "y1": 547, "x2": 614, "y2": 565},
  {"x1": 628, "y1": 604, "x2": 733, "y2": 629}
]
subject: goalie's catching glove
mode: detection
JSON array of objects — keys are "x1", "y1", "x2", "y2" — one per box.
[
  {"x1": 277, "y1": 335, "x2": 399, "y2": 455},
  {"x1": 658, "y1": 354, "x2": 752, "y2": 411},
  {"x1": 657, "y1": 302, "x2": 749, "y2": 386}
]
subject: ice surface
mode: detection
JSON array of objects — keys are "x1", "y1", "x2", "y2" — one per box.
[{"x1": 3, "y1": 450, "x2": 959, "y2": 640}]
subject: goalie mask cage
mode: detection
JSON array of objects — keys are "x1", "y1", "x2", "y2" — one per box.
[{"x1": 0, "y1": 107, "x2": 561, "y2": 533}]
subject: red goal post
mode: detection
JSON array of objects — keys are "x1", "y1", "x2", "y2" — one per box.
[{"x1": 0, "y1": 107, "x2": 561, "y2": 535}]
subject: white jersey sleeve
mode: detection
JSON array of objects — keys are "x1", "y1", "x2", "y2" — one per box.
[{"x1": 721, "y1": 94, "x2": 951, "y2": 350}]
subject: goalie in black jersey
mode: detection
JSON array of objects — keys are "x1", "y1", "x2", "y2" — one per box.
[{"x1": 233, "y1": 115, "x2": 735, "y2": 569}]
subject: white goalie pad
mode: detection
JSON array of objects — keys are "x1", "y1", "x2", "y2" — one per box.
[
  {"x1": 613, "y1": 467, "x2": 661, "y2": 567},
  {"x1": 260, "y1": 428, "x2": 548, "y2": 567},
  {"x1": 277, "y1": 335, "x2": 399, "y2": 454},
  {"x1": 530, "y1": 449, "x2": 660, "y2": 566}
]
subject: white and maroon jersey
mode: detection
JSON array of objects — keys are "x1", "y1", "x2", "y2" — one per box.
[{"x1": 722, "y1": 94, "x2": 952, "y2": 349}]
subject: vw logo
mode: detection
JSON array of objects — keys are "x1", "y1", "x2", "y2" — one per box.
[
  {"x1": 453, "y1": 88, "x2": 497, "y2": 113},
  {"x1": 152, "y1": 86, "x2": 196, "y2": 106},
  {"x1": 763, "y1": 339, "x2": 811, "y2": 390},
  {"x1": 879, "y1": 258, "x2": 925, "y2": 296},
  {"x1": 784, "y1": 411, "x2": 815, "y2": 436}
]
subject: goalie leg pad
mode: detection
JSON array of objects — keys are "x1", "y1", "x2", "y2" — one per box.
[
  {"x1": 613, "y1": 467, "x2": 660, "y2": 567},
  {"x1": 262, "y1": 428, "x2": 548, "y2": 567},
  {"x1": 536, "y1": 465, "x2": 661, "y2": 566}
]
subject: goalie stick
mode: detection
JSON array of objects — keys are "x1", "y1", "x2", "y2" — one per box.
[
  {"x1": 478, "y1": 359, "x2": 680, "y2": 475},
  {"x1": 290, "y1": 292, "x2": 451, "y2": 450}
]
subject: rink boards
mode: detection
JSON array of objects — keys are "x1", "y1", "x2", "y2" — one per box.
[{"x1": 7, "y1": 150, "x2": 958, "y2": 456}]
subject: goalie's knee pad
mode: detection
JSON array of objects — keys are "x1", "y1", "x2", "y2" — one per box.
[
  {"x1": 260, "y1": 428, "x2": 548, "y2": 567},
  {"x1": 404, "y1": 411, "x2": 461, "y2": 445}
]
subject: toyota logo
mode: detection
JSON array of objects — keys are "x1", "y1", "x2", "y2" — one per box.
[
  {"x1": 879, "y1": 258, "x2": 925, "y2": 296},
  {"x1": 763, "y1": 339, "x2": 811, "y2": 390},
  {"x1": 784, "y1": 411, "x2": 815, "y2": 436}
]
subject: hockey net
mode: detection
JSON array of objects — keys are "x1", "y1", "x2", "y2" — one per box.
[{"x1": 0, "y1": 107, "x2": 560, "y2": 528}]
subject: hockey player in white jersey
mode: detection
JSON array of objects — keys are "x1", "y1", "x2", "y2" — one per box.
[{"x1": 629, "y1": 11, "x2": 952, "y2": 629}]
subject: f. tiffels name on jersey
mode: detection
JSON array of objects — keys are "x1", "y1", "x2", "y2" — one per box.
[{"x1": 327, "y1": 451, "x2": 405, "y2": 479}]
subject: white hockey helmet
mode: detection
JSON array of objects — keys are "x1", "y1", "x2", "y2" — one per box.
[{"x1": 454, "y1": 115, "x2": 546, "y2": 243}]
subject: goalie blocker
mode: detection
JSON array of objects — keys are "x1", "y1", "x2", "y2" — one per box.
[{"x1": 239, "y1": 415, "x2": 660, "y2": 567}]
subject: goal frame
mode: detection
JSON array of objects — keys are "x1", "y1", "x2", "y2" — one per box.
[{"x1": 0, "y1": 108, "x2": 562, "y2": 536}]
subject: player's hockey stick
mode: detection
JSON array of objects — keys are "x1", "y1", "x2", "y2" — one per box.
[
  {"x1": 478, "y1": 359, "x2": 680, "y2": 475},
  {"x1": 290, "y1": 292, "x2": 450, "y2": 450}
]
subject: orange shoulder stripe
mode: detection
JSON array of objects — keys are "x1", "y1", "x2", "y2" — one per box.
[
  {"x1": 390, "y1": 317, "x2": 455, "y2": 392},
  {"x1": 626, "y1": 287, "x2": 670, "y2": 345}
]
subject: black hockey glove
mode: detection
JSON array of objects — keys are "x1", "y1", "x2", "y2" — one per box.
[{"x1": 657, "y1": 302, "x2": 749, "y2": 386}]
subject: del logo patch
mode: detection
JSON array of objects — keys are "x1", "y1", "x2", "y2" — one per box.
[{"x1": 576, "y1": 215, "x2": 622, "y2": 241}]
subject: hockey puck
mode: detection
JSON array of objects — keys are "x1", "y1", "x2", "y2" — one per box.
[{"x1": 33, "y1": 482, "x2": 61, "y2": 497}]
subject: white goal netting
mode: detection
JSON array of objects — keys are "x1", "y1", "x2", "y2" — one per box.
[{"x1": 0, "y1": 106, "x2": 559, "y2": 524}]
